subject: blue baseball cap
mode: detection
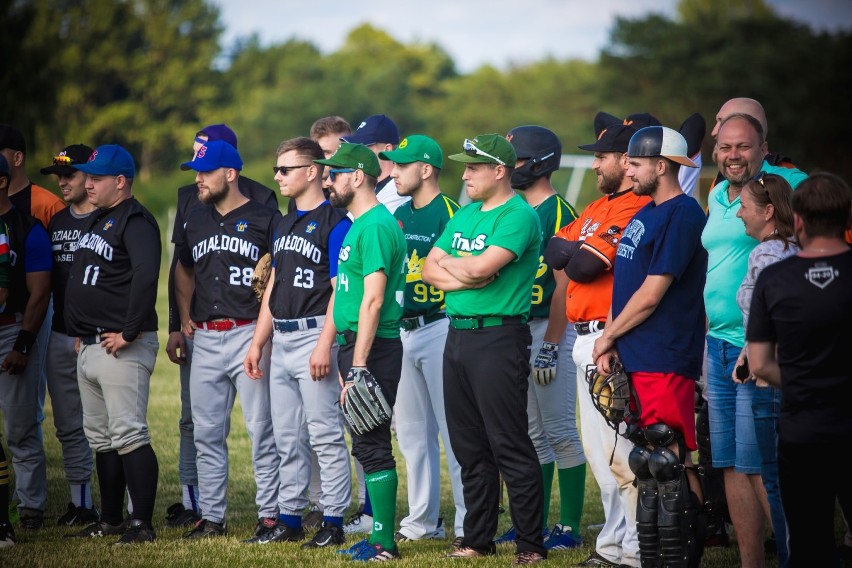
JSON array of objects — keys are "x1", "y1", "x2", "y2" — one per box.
[
  {"x1": 181, "y1": 139, "x2": 243, "y2": 172},
  {"x1": 341, "y1": 114, "x2": 400, "y2": 146},
  {"x1": 75, "y1": 144, "x2": 136, "y2": 178}
]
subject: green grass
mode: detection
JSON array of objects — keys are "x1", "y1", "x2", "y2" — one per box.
[{"x1": 4, "y1": 249, "x2": 760, "y2": 567}]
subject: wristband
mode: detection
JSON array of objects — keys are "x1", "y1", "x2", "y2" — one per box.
[{"x1": 13, "y1": 329, "x2": 37, "y2": 355}]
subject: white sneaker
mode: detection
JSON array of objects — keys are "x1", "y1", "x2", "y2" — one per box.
[{"x1": 343, "y1": 510, "x2": 373, "y2": 535}]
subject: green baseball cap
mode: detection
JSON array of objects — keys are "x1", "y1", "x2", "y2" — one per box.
[
  {"x1": 314, "y1": 142, "x2": 381, "y2": 178},
  {"x1": 378, "y1": 134, "x2": 443, "y2": 169},
  {"x1": 448, "y1": 133, "x2": 517, "y2": 166}
]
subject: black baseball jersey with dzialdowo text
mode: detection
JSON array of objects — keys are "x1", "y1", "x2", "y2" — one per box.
[
  {"x1": 47, "y1": 208, "x2": 97, "y2": 333},
  {"x1": 65, "y1": 197, "x2": 160, "y2": 341},
  {"x1": 177, "y1": 199, "x2": 280, "y2": 322},
  {"x1": 269, "y1": 202, "x2": 350, "y2": 320}
]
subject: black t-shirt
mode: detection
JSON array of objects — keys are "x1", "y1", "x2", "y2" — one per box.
[
  {"x1": 47, "y1": 207, "x2": 97, "y2": 333},
  {"x1": 747, "y1": 249, "x2": 852, "y2": 444}
]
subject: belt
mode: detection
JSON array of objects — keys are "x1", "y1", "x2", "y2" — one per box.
[
  {"x1": 196, "y1": 318, "x2": 255, "y2": 332},
  {"x1": 81, "y1": 333, "x2": 111, "y2": 345},
  {"x1": 400, "y1": 312, "x2": 446, "y2": 332},
  {"x1": 274, "y1": 316, "x2": 325, "y2": 333},
  {"x1": 575, "y1": 321, "x2": 605, "y2": 335},
  {"x1": 0, "y1": 313, "x2": 23, "y2": 327},
  {"x1": 336, "y1": 329, "x2": 356, "y2": 346},
  {"x1": 448, "y1": 316, "x2": 524, "y2": 330}
]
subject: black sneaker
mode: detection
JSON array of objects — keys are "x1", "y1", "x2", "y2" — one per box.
[
  {"x1": 243, "y1": 517, "x2": 305, "y2": 544},
  {"x1": 57, "y1": 502, "x2": 100, "y2": 526},
  {"x1": 114, "y1": 518, "x2": 156, "y2": 545},
  {"x1": 18, "y1": 508, "x2": 44, "y2": 530},
  {"x1": 183, "y1": 519, "x2": 227, "y2": 539},
  {"x1": 165, "y1": 502, "x2": 202, "y2": 528},
  {"x1": 0, "y1": 522, "x2": 15, "y2": 549},
  {"x1": 66, "y1": 520, "x2": 125, "y2": 538},
  {"x1": 301, "y1": 522, "x2": 345, "y2": 548}
]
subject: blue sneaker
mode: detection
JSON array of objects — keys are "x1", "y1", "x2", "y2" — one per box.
[
  {"x1": 543, "y1": 524, "x2": 582, "y2": 550},
  {"x1": 338, "y1": 538, "x2": 370, "y2": 556},
  {"x1": 351, "y1": 542, "x2": 400, "y2": 562}
]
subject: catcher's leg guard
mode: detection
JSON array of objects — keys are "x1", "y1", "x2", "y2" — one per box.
[
  {"x1": 695, "y1": 399, "x2": 727, "y2": 539},
  {"x1": 629, "y1": 445, "x2": 660, "y2": 568},
  {"x1": 649, "y1": 445, "x2": 705, "y2": 567}
]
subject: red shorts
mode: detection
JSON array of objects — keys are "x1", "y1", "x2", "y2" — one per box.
[{"x1": 628, "y1": 371, "x2": 697, "y2": 451}]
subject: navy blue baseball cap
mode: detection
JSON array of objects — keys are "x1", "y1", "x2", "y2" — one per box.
[
  {"x1": 197, "y1": 123, "x2": 238, "y2": 149},
  {"x1": 75, "y1": 144, "x2": 136, "y2": 178},
  {"x1": 0, "y1": 153, "x2": 10, "y2": 179},
  {"x1": 341, "y1": 114, "x2": 400, "y2": 146},
  {"x1": 181, "y1": 139, "x2": 243, "y2": 172}
]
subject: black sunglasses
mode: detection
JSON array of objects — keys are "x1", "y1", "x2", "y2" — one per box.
[{"x1": 272, "y1": 164, "x2": 312, "y2": 176}]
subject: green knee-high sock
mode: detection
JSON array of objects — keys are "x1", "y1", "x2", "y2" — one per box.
[
  {"x1": 365, "y1": 469, "x2": 398, "y2": 550},
  {"x1": 558, "y1": 464, "x2": 586, "y2": 531},
  {"x1": 541, "y1": 461, "x2": 555, "y2": 527}
]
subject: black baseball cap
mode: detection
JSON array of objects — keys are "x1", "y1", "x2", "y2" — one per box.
[
  {"x1": 0, "y1": 124, "x2": 26, "y2": 153},
  {"x1": 578, "y1": 111, "x2": 661, "y2": 154},
  {"x1": 40, "y1": 144, "x2": 94, "y2": 176}
]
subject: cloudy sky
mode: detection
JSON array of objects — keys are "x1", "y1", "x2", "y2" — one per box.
[{"x1": 210, "y1": 0, "x2": 852, "y2": 72}]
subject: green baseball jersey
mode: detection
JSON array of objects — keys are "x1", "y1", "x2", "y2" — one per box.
[
  {"x1": 529, "y1": 193, "x2": 578, "y2": 318},
  {"x1": 435, "y1": 194, "x2": 541, "y2": 319},
  {"x1": 394, "y1": 193, "x2": 460, "y2": 318},
  {"x1": 334, "y1": 203, "x2": 406, "y2": 339}
]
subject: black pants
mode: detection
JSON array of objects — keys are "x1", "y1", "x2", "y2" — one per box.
[
  {"x1": 443, "y1": 324, "x2": 545, "y2": 556},
  {"x1": 338, "y1": 335, "x2": 402, "y2": 474}
]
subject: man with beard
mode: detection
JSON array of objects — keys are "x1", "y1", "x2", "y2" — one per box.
[
  {"x1": 592, "y1": 126, "x2": 707, "y2": 568},
  {"x1": 313, "y1": 143, "x2": 406, "y2": 561},
  {"x1": 175, "y1": 140, "x2": 281, "y2": 539},
  {"x1": 700, "y1": 113, "x2": 806, "y2": 567},
  {"x1": 545, "y1": 113, "x2": 657, "y2": 568}
]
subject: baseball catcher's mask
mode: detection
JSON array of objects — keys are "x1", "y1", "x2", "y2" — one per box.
[{"x1": 586, "y1": 360, "x2": 631, "y2": 431}]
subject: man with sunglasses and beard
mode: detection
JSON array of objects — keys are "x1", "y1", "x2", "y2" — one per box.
[
  {"x1": 313, "y1": 143, "x2": 406, "y2": 562},
  {"x1": 175, "y1": 140, "x2": 281, "y2": 540},
  {"x1": 701, "y1": 113, "x2": 806, "y2": 568},
  {"x1": 423, "y1": 134, "x2": 545, "y2": 565}
]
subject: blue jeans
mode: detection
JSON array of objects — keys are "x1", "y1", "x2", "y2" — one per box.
[
  {"x1": 705, "y1": 336, "x2": 762, "y2": 473},
  {"x1": 753, "y1": 384, "x2": 789, "y2": 567}
]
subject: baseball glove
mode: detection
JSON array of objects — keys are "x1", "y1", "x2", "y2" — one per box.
[
  {"x1": 251, "y1": 252, "x2": 272, "y2": 302},
  {"x1": 341, "y1": 367, "x2": 392, "y2": 436},
  {"x1": 585, "y1": 360, "x2": 631, "y2": 431}
]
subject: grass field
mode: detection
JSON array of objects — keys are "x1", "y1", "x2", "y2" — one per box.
[{"x1": 3, "y1": 239, "x2": 773, "y2": 568}]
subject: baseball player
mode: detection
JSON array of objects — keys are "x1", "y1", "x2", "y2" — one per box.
[
  {"x1": 545, "y1": 112, "x2": 658, "y2": 568},
  {"x1": 313, "y1": 143, "x2": 406, "y2": 561},
  {"x1": 63, "y1": 145, "x2": 161, "y2": 544},
  {"x1": 175, "y1": 140, "x2": 281, "y2": 540},
  {"x1": 39, "y1": 145, "x2": 99, "y2": 525},
  {"x1": 242, "y1": 137, "x2": 353, "y2": 547},
  {"x1": 377, "y1": 135, "x2": 466, "y2": 544},
  {"x1": 592, "y1": 126, "x2": 707, "y2": 568},
  {"x1": 339, "y1": 114, "x2": 407, "y2": 536},
  {"x1": 423, "y1": 134, "x2": 546, "y2": 565},
  {"x1": 0, "y1": 153, "x2": 51, "y2": 534},
  {"x1": 164, "y1": 124, "x2": 278, "y2": 528},
  {"x1": 496, "y1": 125, "x2": 587, "y2": 552}
]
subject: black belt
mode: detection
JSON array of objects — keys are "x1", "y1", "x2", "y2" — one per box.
[
  {"x1": 335, "y1": 329, "x2": 357, "y2": 346},
  {"x1": 274, "y1": 316, "x2": 325, "y2": 333},
  {"x1": 80, "y1": 333, "x2": 113, "y2": 345},
  {"x1": 400, "y1": 312, "x2": 446, "y2": 332},
  {"x1": 448, "y1": 316, "x2": 524, "y2": 330},
  {"x1": 575, "y1": 321, "x2": 605, "y2": 335}
]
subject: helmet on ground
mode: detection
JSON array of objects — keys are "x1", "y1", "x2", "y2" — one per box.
[{"x1": 506, "y1": 125, "x2": 562, "y2": 190}]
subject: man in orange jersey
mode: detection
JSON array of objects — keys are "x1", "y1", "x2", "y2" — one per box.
[{"x1": 543, "y1": 112, "x2": 657, "y2": 568}]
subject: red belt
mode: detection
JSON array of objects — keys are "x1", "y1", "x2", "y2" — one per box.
[
  {"x1": 0, "y1": 313, "x2": 22, "y2": 326},
  {"x1": 196, "y1": 318, "x2": 254, "y2": 332}
]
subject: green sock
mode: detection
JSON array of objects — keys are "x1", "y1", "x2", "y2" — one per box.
[
  {"x1": 541, "y1": 461, "x2": 555, "y2": 527},
  {"x1": 558, "y1": 464, "x2": 586, "y2": 531},
  {"x1": 365, "y1": 469, "x2": 398, "y2": 550}
]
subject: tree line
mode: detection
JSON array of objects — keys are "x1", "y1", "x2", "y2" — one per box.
[{"x1": 3, "y1": 0, "x2": 850, "y2": 215}]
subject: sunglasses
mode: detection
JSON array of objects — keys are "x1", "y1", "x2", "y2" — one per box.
[
  {"x1": 53, "y1": 155, "x2": 74, "y2": 165},
  {"x1": 272, "y1": 164, "x2": 312, "y2": 176},
  {"x1": 463, "y1": 139, "x2": 505, "y2": 165},
  {"x1": 328, "y1": 168, "x2": 355, "y2": 182}
]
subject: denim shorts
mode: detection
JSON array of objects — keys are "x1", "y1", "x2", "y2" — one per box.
[{"x1": 705, "y1": 335, "x2": 762, "y2": 473}]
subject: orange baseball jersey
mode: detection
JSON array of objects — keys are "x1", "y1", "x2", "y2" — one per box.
[{"x1": 555, "y1": 190, "x2": 651, "y2": 323}]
